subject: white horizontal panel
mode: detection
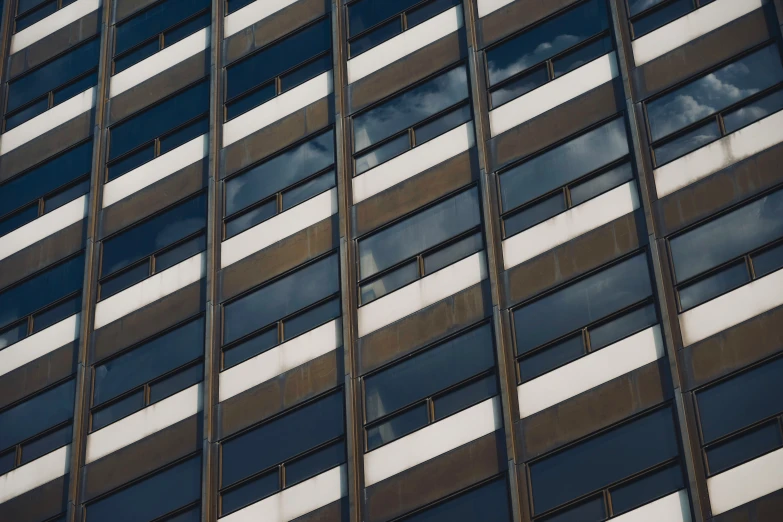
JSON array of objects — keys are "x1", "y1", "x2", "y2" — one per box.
[
  {"x1": 0, "y1": 445, "x2": 70, "y2": 504},
  {"x1": 654, "y1": 110, "x2": 783, "y2": 199},
  {"x1": 221, "y1": 187, "x2": 337, "y2": 268},
  {"x1": 632, "y1": 0, "x2": 764, "y2": 67},
  {"x1": 489, "y1": 52, "x2": 618, "y2": 137},
  {"x1": 94, "y1": 253, "x2": 206, "y2": 329},
  {"x1": 518, "y1": 325, "x2": 664, "y2": 418},
  {"x1": 0, "y1": 314, "x2": 80, "y2": 377},
  {"x1": 224, "y1": 0, "x2": 300, "y2": 39},
  {"x1": 364, "y1": 397, "x2": 502, "y2": 486},
  {"x1": 10, "y1": 0, "x2": 101, "y2": 53},
  {"x1": 219, "y1": 319, "x2": 342, "y2": 402},
  {"x1": 110, "y1": 28, "x2": 210, "y2": 97},
  {"x1": 477, "y1": 0, "x2": 515, "y2": 18},
  {"x1": 102, "y1": 134, "x2": 208, "y2": 208},
  {"x1": 707, "y1": 447, "x2": 783, "y2": 515},
  {"x1": 222, "y1": 71, "x2": 332, "y2": 148},
  {"x1": 219, "y1": 465, "x2": 346, "y2": 522},
  {"x1": 0, "y1": 87, "x2": 95, "y2": 156},
  {"x1": 679, "y1": 267, "x2": 783, "y2": 347},
  {"x1": 612, "y1": 490, "x2": 691, "y2": 522},
  {"x1": 0, "y1": 195, "x2": 86, "y2": 261},
  {"x1": 347, "y1": 7, "x2": 462, "y2": 84},
  {"x1": 357, "y1": 251, "x2": 487, "y2": 338},
  {"x1": 85, "y1": 383, "x2": 202, "y2": 463},
  {"x1": 352, "y1": 122, "x2": 474, "y2": 204},
  {"x1": 503, "y1": 181, "x2": 638, "y2": 270}
]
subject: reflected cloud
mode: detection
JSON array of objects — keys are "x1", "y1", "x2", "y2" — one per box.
[{"x1": 488, "y1": 34, "x2": 579, "y2": 84}]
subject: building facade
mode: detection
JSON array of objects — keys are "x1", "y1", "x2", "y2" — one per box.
[{"x1": 0, "y1": 0, "x2": 782, "y2": 521}]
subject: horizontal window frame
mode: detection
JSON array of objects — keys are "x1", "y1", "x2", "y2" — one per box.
[
  {"x1": 701, "y1": 415, "x2": 783, "y2": 477},
  {"x1": 627, "y1": 0, "x2": 709, "y2": 40},
  {"x1": 13, "y1": 0, "x2": 71, "y2": 33},
  {"x1": 0, "y1": 172, "x2": 91, "y2": 231}
]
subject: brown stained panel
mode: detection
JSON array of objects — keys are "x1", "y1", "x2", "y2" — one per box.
[
  {"x1": 109, "y1": 52, "x2": 210, "y2": 124},
  {"x1": 520, "y1": 359, "x2": 672, "y2": 460},
  {"x1": 631, "y1": 8, "x2": 772, "y2": 101},
  {"x1": 99, "y1": 159, "x2": 208, "y2": 239},
  {"x1": 217, "y1": 349, "x2": 343, "y2": 440},
  {"x1": 291, "y1": 499, "x2": 348, "y2": 522},
  {"x1": 364, "y1": 432, "x2": 506, "y2": 522},
  {"x1": 504, "y1": 212, "x2": 642, "y2": 306},
  {"x1": 224, "y1": 0, "x2": 330, "y2": 65},
  {"x1": 357, "y1": 281, "x2": 492, "y2": 375},
  {"x1": 711, "y1": 487, "x2": 783, "y2": 522},
  {"x1": 221, "y1": 97, "x2": 333, "y2": 178},
  {"x1": 0, "y1": 111, "x2": 93, "y2": 184},
  {"x1": 478, "y1": 0, "x2": 579, "y2": 49},
  {"x1": 347, "y1": 31, "x2": 467, "y2": 114},
  {"x1": 81, "y1": 415, "x2": 202, "y2": 502},
  {"x1": 0, "y1": 475, "x2": 68, "y2": 522},
  {"x1": 488, "y1": 80, "x2": 624, "y2": 171},
  {"x1": 0, "y1": 342, "x2": 77, "y2": 410},
  {"x1": 681, "y1": 305, "x2": 783, "y2": 392},
  {"x1": 655, "y1": 142, "x2": 783, "y2": 237},
  {"x1": 0, "y1": 221, "x2": 85, "y2": 291},
  {"x1": 351, "y1": 150, "x2": 477, "y2": 238},
  {"x1": 91, "y1": 281, "x2": 206, "y2": 364},
  {"x1": 8, "y1": 11, "x2": 100, "y2": 79},
  {"x1": 219, "y1": 215, "x2": 338, "y2": 302}
]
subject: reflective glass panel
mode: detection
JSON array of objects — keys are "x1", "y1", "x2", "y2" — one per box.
[{"x1": 0, "y1": 379, "x2": 75, "y2": 450}]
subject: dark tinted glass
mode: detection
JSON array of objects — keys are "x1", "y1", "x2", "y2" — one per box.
[
  {"x1": 115, "y1": 0, "x2": 210, "y2": 54},
  {"x1": 401, "y1": 478, "x2": 511, "y2": 522},
  {"x1": 0, "y1": 254, "x2": 84, "y2": 330},
  {"x1": 0, "y1": 379, "x2": 75, "y2": 450},
  {"x1": 149, "y1": 363, "x2": 203, "y2": 404},
  {"x1": 415, "y1": 103, "x2": 471, "y2": 145},
  {"x1": 100, "y1": 262, "x2": 149, "y2": 300},
  {"x1": 490, "y1": 66, "x2": 548, "y2": 108},
  {"x1": 407, "y1": 0, "x2": 459, "y2": 28},
  {"x1": 355, "y1": 134, "x2": 409, "y2": 175},
  {"x1": 669, "y1": 189, "x2": 783, "y2": 282},
  {"x1": 367, "y1": 404, "x2": 427, "y2": 450},
  {"x1": 540, "y1": 495, "x2": 605, "y2": 522},
  {"x1": 5, "y1": 98, "x2": 47, "y2": 130},
  {"x1": 16, "y1": 1, "x2": 57, "y2": 31},
  {"x1": 282, "y1": 170, "x2": 336, "y2": 211},
  {"x1": 434, "y1": 374, "x2": 497, "y2": 420},
  {"x1": 504, "y1": 193, "x2": 566, "y2": 238},
  {"x1": 221, "y1": 392, "x2": 344, "y2": 487},
  {"x1": 423, "y1": 231, "x2": 483, "y2": 275},
  {"x1": 364, "y1": 324, "x2": 494, "y2": 422},
  {"x1": 160, "y1": 117, "x2": 209, "y2": 155},
  {"x1": 285, "y1": 440, "x2": 345, "y2": 486},
  {"x1": 588, "y1": 303, "x2": 657, "y2": 350},
  {"x1": 114, "y1": 40, "x2": 159, "y2": 73},
  {"x1": 223, "y1": 254, "x2": 340, "y2": 344},
  {"x1": 93, "y1": 318, "x2": 204, "y2": 405},
  {"x1": 109, "y1": 80, "x2": 209, "y2": 160},
  {"x1": 485, "y1": 0, "x2": 609, "y2": 86},
  {"x1": 7, "y1": 38, "x2": 99, "y2": 112},
  {"x1": 724, "y1": 89, "x2": 783, "y2": 134},
  {"x1": 358, "y1": 188, "x2": 480, "y2": 279},
  {"x1": 647, "y1": 46, "x2": 783, "y2": 142},
  {"x1": 226, "y1": 18, "x2": 331, "y2": 100},
  {"x1": 654, "y1": 120, "x2": 721, "y2": 165},
  {"x1": 347, "y1": 0, "x2": 418, "y2": 37},
  {"x1": 519, "y1": 335, "x2": 585, "y2": 382},
  {"x1": 628, "y1": 0, "x2": 667, "y2": 16},
  {"x1": 570, "y1": 162, "x2": 634, "y2": 207},
  {"x1": 0, "y1": 205, "x2": 38, "y2": 238},
  {"x1": 632, "y1": 0, "x2": 692, "y2": 38},
  {"x1": 101, "y1": 194, "x2": 207, "y2": 277},
  {"x1": 360, "y1": 261, "x2": 418, "y2": 304},
  {"x1": 223, "y1": 327, "x2": 277, "y2": 369},
  {"x1": 678, "y1": 262, "x2": 749, "y2": 311},
  {"x1": 0, "y1": 449, "x2": 15, "y2": 475},
  {"x1": 92, "y1": 391, "x2": 144, "y2": 431},
  {"x1": 156, "y1": 234, "x2": 206, "y2": 272},
  {"x1": 21, "y1": 424, "x2": 72, "y2": 464},
  {"x1": 225, "y1": 130, "x2": 334, "y2": 216},
  {"x1": 86, "y1": 456, "x2": 202, "y2": 522},
  {"x1": 45, "y1": 177, "x2": 90, "y2": 212},
  {"x1": 34, "y1": 294, "x2": 82, "y2": 333},
  {"x1": 225, "y1": 200, "x2": 276, "y2": 239},
  {"x1": 107, "y1": 144, "x2": 155, "y2": 181},
  {"x1": 0, "y1": 141, "x2": 92, "y2": 219},
  {"x1": 553, "y1": 35, "x2": 613, "y2": 78},
  {"x1": 514, "y1": 253, "x2": 652, "y2": 354},
  {"x1": 350, "y1": 19, "x2": 401, "y2": 56},
  {"x1": 353, "y1": 65, "x2": 468, "y2": 152},
  {"x1": 280, "y1": 53, "x2": 332, "y2": 92},
  {"x1": 225, "y1": 83, "x2": 275, "y2": 121},
  {"x1": 499, "y1": 118, "x2": 628, "y2": 212},
  {"x1": 18, "y1": 0, "x2": 49, "y2": 14},
  {"x1": 706, "y1": 422, "x2": 782, "y2": 475},
  {"x1": 221, "y1": 469, "x2": 278, "y2": 515},
  {"x1": 0, "y1": 322, "x2": 28, "y2": 353},
  {"x1": 610, "y1": 464, "x2": 684, "y2": 515},
  {"x1": 283, "y1": 297, "x2": 341, "y2": 340},
  {"x1": 753, "y1": 242, "x2": 783, "y2": 278},
  {"x1": 697, "y1": 357, "x2": 783, "y2": 443},
  {"x1": 530, "y1": 407, "x2": 679, "y2": 514}
]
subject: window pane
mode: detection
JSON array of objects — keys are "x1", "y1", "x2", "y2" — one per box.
[
  {"x1": 220, "y1": 469, "x2": 278, "y2": 516},
  {"x1": 723, "y1": 89, "x2": 783, "y2": 134},
  {"x1": 0, "y1": 321, "x2": 28, "y2": 351},
  {"x1": 282, "y1": 170, "x2": 336, "y2": 210},
  {"x1": 107, "y1": 143, "x2": 155, "y2": 181},
  {"x1": 632, "y1": 0, "x2": 692, "y2": 38},
  {"x1": 753, "y1": 242, "x2": 783, "y2": 278},
  {"x1": 530, "y1": 407, "x2": 679, "y2": 514},
  {"x1": 149, "y1": 363, "x2": 203, "y2": 404},
  {"x1": 225, "y1": 130, "x2": 334, "y2": 216},
  {"x1": 696, "y1": 356, "x2": 783, "y2": 443},
  {"x1": 0, "y1": 449, "x2": 14, "y2": 475},
  {"x1": 160, "y1": 116, "x2": 209, "y2": 155},
  {"x1": 669, "y1": 189, "x2": 783, "y2": 282},
  {"x1": 225, "y1": 199, "x2": 277, "y2": 239},
  {"x1": 359, "y1": 261, "x2": 419, "y2": 305},
  {"x1": 499, "y1": 118, "x2": 628, "y2": 212},
  {"x1": 588, "y1": 303, "x2": 657, "y2": 351},
  {"x1": 15, "y1": 2, "x2": 57, "y2": 32},
  {"x1": 355, "y1": 134, "x2": 410, "y2": 175},
  {"x1": 353, "y1": 65, "x2": 468, "y2": 152},
  {"x1": 347, "y1": 0, "x2": 417, "y2": 37},
  {"x1": 678, "y1": 262, "x2": 750, "y2": 311},
  {"x1": 283, "y1": 297, "x2": 341, "y2": 341},
  {"x1": 225, "y1": 82, "x2": 276, "y2": 121},
  {"x1": 221, "y1": 392, "x2": 344, "y2": 487},
  {"x1": 101, "y1": 194, "x2": 207, "y2": 277},
  {"x1": 553, "y1": 35, "x2": 613, "y2": 78},
  {"x1": 91, "y1": 390, "x2": 144, "y2": 431},
  {"x1": 349, "y1": 18, "x2": 401, "y2": 57},
  {"x1": 367, "y1": 403, "x2": 428, "y2": 451},
  {"x1": 33, "y1": 294, "x2": 82, "y2": 333},
  {"x1": 519, "y1": 335, "x2": 585, "y2": 383},
  {"x1": 53, "y1": 72, "x2": 97, "y2": 105},
  {"x1": 164, "y1": 11, "x2": 210, "y2": 48},
  {"x1": 654, "y1": 120, "x2": 721, "y2": 165},
  {"x1": 85, "y1": 456, "x2": 202, "y2": 522},
  {"x1": 115, "y1": 0, "x2": 210, "y2": 54},
  {"x1": 155, "y1": 234, "x2": 206, "y2": 272},
  {"x1": 486, "y1": 0, "x2": 609, "y2": 86},
  {"x1": 285, "y1": 440, "x2": 345, "y2": 486},
  {"x1": 610, "y1": 463, "x2": 684, "y2": 515},
  {"x1": 434, "y1": 374, "x2": 497, "y2": 421},
  {"x1": 358, "y1": 188, "x2": 480, "y2": 279},
  {"x1": 364, "y1": 324, "x2": 495, "y2": 422},
  {"x1": 93, "y1": 317, "x2": 204, "y2": 405},
  {"x1": 570, "y1": 162, "x2": 634, "y2": 207},
  {"x1": 503, "y1": 192, "x2": 566, "y2": 238},
  {"x1": 280, "y1": 53, "x2": 332, "y2": 93},
  {"x1": 0, "y1": 379, "x2": 75, "y2": 450},
  {"x1": 490, "y1": 65, "x2": 548, "y2": 108},
  {"x1": 423, "y1": 231, "x2": 483, "y2": 275},
  {"x1": 114, "y1": 39, "x2": 160, "y2": 74},
  {"x1": 414, "y1": 103, "x2": 471, "y2": 145},
  {"x1": 539, "y1": 495, "x2": 605, "y2": 522},
  {"x1": 513, "y1": 253, "x2": 652, "y2": 354},
  {"x1": 0, "y1": 204, "x2": 38, "y2": 239},
  {"x1": 407, "y1": 0, "x2": 460, "y2": 28},
  {"x1": 5, "y1": 98, "x2": 48, "y2": 130},
  {"x1": 223, "y1": 254, "x2": 340, "y2": 344},
  {"x1": 706, "y1": 422, "x2": 782, "y2": 475},
  {"x1": 44, "y1": 177, "x2": 90, "y2": 213},
  {"x1": 628, "y1": 0, "x2": 667, "y2": 17},
  {"x1": 647, "y1": 45, "x2": 783, "y2": 142},
  {"x1": 223, "y1": 327, "x2": 277, "y2": 370},
  {"x1": 400, "y1": 478, "x2": 511, "y2": 522},
  {"x1": 100, "y1": 262, "x2": 150, "y2": 300},
  {"x1": 20, "y1": 424, "x2": 72, "y2": 465}
]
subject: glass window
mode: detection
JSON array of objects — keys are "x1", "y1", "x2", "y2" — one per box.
[
  {"x1": 400, "y1": 478, "x2": 512, "y2": 522},
  {"x1": 5, "y1": 38, "x2": 100, "y2": 130},
  {"x1": 225, "y1": 17, "x2": 332, "y2": 120},
  {"x1": 629, "y1": 0, "x2": 717, "y2": 39},
  {"x1": 86, "y1": 456, "x2": 202, "y2": 522},
  {"x1": 114, "y1": 0, "x2": 210, "y2": 73},
  {"x1": 485, "y1": 0, "x2": 611, "y2": 108},
  {"x1": 646, "y1": 46, "x2": 783, "y2": 166},
  {"x1": 0, "y1": 141, "x2": 92, "y2": 238},
  {"x1": 530, "y1": 406, "x2": 680, "y2": 515}
]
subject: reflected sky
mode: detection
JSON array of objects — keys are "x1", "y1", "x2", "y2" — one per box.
[
  {"x1": 627, "y1": 0, "x2": 667, "y2": 16},
  {"x1": 647, "y1": 45, "x2": 783, "y2": 141}
]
